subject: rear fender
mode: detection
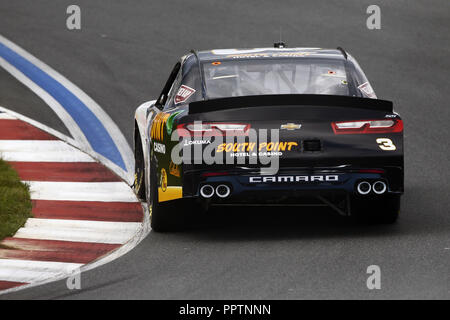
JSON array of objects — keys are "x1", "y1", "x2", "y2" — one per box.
[{"x1": 134, "y1": 100, "x2": 157, "y2": 166}]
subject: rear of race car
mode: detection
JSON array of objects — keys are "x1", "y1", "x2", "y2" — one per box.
[
  {"x1": 152, "y1": 95, "x2": 403, "y2": 228},
  {"x1": 142, "y1": 50, "x2": 404, "y2": 231}
]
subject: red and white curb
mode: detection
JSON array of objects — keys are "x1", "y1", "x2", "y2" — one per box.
[{"x1": 0, "y1": 109, "x2": 149, "y2": 293}]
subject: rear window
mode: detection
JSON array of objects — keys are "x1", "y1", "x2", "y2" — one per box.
[
  {"x1": 165, "y1": 55, "x2": 376, "y2": 109},
  {"x1": 202, "y1": 58, "x2": 352, "y2": 98}
]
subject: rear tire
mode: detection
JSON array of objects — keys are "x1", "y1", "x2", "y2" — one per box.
[
  {"x1": 149, "y1": 161, "x2": 187, "y2": 232},
  {"x1": 133, "y1": 131, "x2": 146, "y2": 201},
  {"x1": 351, "y1": 194, "x2": 400, "y2": 224}
]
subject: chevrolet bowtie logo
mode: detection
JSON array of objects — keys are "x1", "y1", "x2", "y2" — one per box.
[{"x1": 280, "y1": 123, "x2": 301, "y2": 130}]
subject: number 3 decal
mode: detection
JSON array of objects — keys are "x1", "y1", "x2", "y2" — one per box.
[{"x1": 376, "y1": 138, "x2": 396, "y2": 151}]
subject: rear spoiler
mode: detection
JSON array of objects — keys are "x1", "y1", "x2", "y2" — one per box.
[{"x1": 188, "y1": 94, "x2": 393, "y2": 114}]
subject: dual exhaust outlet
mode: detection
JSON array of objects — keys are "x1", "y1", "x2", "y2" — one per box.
[
  {"x1": 202, "y1": 181, "x2": 386, "y2": 197},
  {"x1": 356, "y1": 180, "x2": 387, "y2": 195},
  {"x1": 200, "y1": 184, "x2": 231, "y2": 199}
]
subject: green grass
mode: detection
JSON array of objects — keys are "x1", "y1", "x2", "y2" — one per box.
[{"x1": 0, "y1": 159, "x2": 32, "y2": 241}]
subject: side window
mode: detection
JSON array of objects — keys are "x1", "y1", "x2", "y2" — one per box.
[
  {"x1": 164, "y1": 70, "x2": 183, "y2": 110},
  {"x1": 180, "y1": 63, "x2": 202, "y2": 102},
  {"x1": 165, "y1": 59, "x2": 202, "y2": 108},
  {"x1": 156, "y1": 62, "x2": 181, "y2": 108},
  {"x1": 348, "y1": 55, "x2": 377, "y2": 99}
]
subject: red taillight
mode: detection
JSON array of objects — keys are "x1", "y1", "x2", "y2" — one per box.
[
  {"x1": 358, "y1": 169, "x2": 385, "y2": 174},
  {"x1": 177, "y1": 122, "x2": 250, "y2": 137},
  {"x1": 201, "y1": 172, "x2": 229, "y2": 177},
  {"x1": 331, "y1": 119, "x2": 403, "y2": 134}
]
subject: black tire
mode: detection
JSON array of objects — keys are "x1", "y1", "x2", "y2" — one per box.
[
  {"x1": 149, "y1": 161, "x2": 187, "y2": 232},
  {"x1": 351, "y1": 194, "x2": 400, "y2": 224},
  {"x1": 133, "y1": 130, "x2": 146, "y2": 201}
]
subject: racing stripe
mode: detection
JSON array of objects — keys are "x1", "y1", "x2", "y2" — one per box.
[
  {"x1": 0, "y1": 238, "x2": 120, "y2": 264},
  {"x1": 0, "y1": 260, "x2": 82, "y2": 284},
  {"x1": 0, "y1": 120, "x2": 57, "y2": 140},
  {"x1": 26, "y1": 181, "x2": 138, "y2": 202},
  {"x1": 0, "y1": 281, "x2": 28, "y2": 290},
  {"x1": 0, "y1": 38, "x2": 129, "y2": 171},
  {"x1": 0, "y1": 140, "x2": 95, "y2": 162},
  {"x1": 9, "y1": 162, "x2": 121, "y2": 182},
  {"x1": 0, "y1": 113, "x2": 145, "y2": 293},
  {"x1": 31, "y1": 200, "x2": 143, "y2": 222},
  {"x1": 13, "y1": 222, "x2": 140, "y2": 244}
]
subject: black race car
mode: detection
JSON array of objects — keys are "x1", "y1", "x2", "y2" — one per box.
[{"x1": 134, "y1": 45, "x2": 404, "y2": 231}]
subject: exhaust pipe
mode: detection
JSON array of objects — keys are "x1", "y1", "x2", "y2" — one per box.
[
  {"x1": 200, "y1": 184, "x2": 215, "y2": 198},
  {"x1": 357, "y1": 181, "x2": 371, "y2": 195},
  {"x1": 372, "y1": 181, "x2": 387, "y2": 194},
  {"x1": 215, "y1": 184, "x2": 231, "y2": 198}
]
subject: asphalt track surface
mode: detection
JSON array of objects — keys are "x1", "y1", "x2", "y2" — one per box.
[{"x1": 1, "y1": 0, "x2": 449, "y2": 299}]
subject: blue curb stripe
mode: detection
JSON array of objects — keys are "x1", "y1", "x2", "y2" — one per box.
[{"x1": 0, "y1": 43, "x2": 126, "y2": 170}]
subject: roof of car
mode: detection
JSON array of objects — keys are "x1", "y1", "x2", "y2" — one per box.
[{"x1": 194, "y1": 47, "x2": 347, "y2": 62}]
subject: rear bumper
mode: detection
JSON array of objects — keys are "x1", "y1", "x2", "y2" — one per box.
[{"x1": 182, "y1": 166, "x2": 403, "y2": 203}]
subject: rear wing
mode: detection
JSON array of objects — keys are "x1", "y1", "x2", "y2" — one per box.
[{"x1": 188, "y1": 94, "x2": 393, "y2": 114}]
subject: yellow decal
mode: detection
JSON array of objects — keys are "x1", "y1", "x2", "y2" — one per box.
[
  {"x1": 158, "y1": 186, "x2": 183, "y2": 202},
  {"x1": 157, "y1": 167, "x2": 183, "y2": 202},
  {"x1": 150, "y1": 112, "x2": 171, "y2": 141},
  {"x1": 280, "y1": 123, "x2": 301, "y2": 130},
  {"x1": 169, "y1": 161, "x2": 181, "y2": 177},
  {"x1": 160, "y1": 168, "x2": 167, "y2": 192}
]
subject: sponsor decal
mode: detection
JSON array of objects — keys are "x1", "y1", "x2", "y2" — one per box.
[
  {"x1": 153, "y1": 142, "x2": 166, "y2": 154},
  {"x1": 169, "y1": 161, "x2": 180, "y2": 177},
  {"x1": 321, "y1": 71, "x2": 346, "y2": 78},
  {"x1": 160, "y1": 168, "x2": 168, "y2": 192},
  {"x1": 280, "y1": 123, "x2": 301, "y2": 130},
  {"x1": 166, "y1": 110, "x2": 184, "y2": 136},
  {"x1": 216, "y1": 141, "x2": 298, "y2": 153},
  {"x1": 183, "y1": 139, "x2": 212, "y2": 146},
  {"x1": 134, "y1": 172, "x2": 143, "y2": 191},
  {"x1": 134, "y1": 173, "x2": 139, "y2": 188},
  {"x1": 158, "y1": 169, "x2": 183, "y2": 202},
  {"x1": 225, "y1": 52, "x2": 314, "y2": 59},
  {"x1": 150, "y1": 112, "x2": 171, "y2": 141},
  {"x1": 272, "y1": 52, "x2": 314, "y2": 57},
  {"x1": 226, "y1": 53, "x2": 270, "y2": 59},
  {"x1": 158, "y1": 186, "x2": 182, "y2": 202},
  {"x1": 212, "y1": 48, "x2": 319, "y2": 55},
  {"x1": 357, "y1": 82, "x2": 377, "y2": 99},
  {"x1": 230, "y1": 151, "x2": 282, "y2": 157},
  {"x1": 249, "y1": 175, "x2": 339, "y2": 183},
  {"x1": 175, "y1": 85, "x2": 196, "y2": 104}
]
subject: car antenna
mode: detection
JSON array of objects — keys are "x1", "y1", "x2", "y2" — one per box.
[
  {"x1": 274, "y1": 27, "x2": 286, "y2": 48},
  {"x1": 337, "y1": 46, "x2": 348, "y2": 59}
]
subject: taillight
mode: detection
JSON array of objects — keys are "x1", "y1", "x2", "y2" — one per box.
[
  {"x1": 201, "y1": 172, "x2": 229, "y2": 177},
  {"x1": 331, "y1": 119, "x2": 403, "y2": 134},
  {"x1": 358, "y1": 169, "x2": 385, "y2": 174},
  {"x1": 177, "y1": 122, "x2": 250, "y2": 137}
]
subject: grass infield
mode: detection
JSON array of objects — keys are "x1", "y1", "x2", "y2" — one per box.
[{"x1": 0, "y1": 159, "x2": 32, "y2": 241}]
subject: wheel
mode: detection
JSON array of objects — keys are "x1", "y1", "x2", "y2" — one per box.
[
  {"x1": 133, "y1": 130, "x2": 146, "y2": 201},
  {"x1": 149, "y1": 161, "x2": 187, "y2": 232},
  {"x1": 351, "y1": 194, "x2": 400, "y2": 224}
]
